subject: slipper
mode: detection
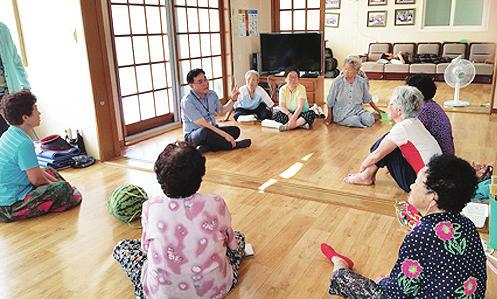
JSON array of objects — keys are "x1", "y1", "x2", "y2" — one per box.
[{"x1": 320, "y1": 243, "x2": 354, "y2": 268}]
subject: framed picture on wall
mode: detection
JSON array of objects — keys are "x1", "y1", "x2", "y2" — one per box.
[
  {"x1": 367, "y1": 11, "x2": 387, "y2": 27},
  {"x1": 395, "y1": 9, "x2": 415, "y2": 25},
  {"x1": 368, "y1": 0, "x2": 387, "y2": 6},
  {"x1": 325, "y1": 0, "x2": 341, "y2": 9},
  {"x1": 395, "y1": 0, "x2": 415, "y2": 4},
  {"x1": 325, "y1": 13, "x2": 340, "y2": 28}
]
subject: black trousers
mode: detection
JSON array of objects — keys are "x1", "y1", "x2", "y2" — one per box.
[
  {"x1": 185, "y1": 126, "x2": 240, "y2": 151},
  {"x1": 371, "y1": 133, "x2": 417, "y2": 192},
  {"x1": 233, "y1": 103, "x2": 272, "y2": 121}
]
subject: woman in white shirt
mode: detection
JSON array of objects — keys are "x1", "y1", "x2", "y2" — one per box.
[
  {"x1": 344, "y1": 86, "x2": 442, "y2": 192},
  {"x1": 232, "y1": 70, "x2": 273, "y2": 121}
]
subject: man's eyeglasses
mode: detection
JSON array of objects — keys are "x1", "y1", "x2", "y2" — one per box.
[{"x1": 194, "y1": 78, "x2": 209, "y2": 85}]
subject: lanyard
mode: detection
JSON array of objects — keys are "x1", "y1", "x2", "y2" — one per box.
[{"x1": 190, "y1": 90, "x2": 210, "y2": 114}]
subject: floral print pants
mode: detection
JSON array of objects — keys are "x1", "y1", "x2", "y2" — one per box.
[
  {"x1": 329, "y1": 268, "x2": 384, "y2": 299},
  {"x1": 0, "y1": 167, "x2": 82, "y2": 222},
  {"x1": 112, "y1": 231, "x2": 246, "y2": 299}
]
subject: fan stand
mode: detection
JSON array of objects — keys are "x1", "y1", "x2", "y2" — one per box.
[{"x1": 444, "y1": 82, "x2": 469, "y2": 107}]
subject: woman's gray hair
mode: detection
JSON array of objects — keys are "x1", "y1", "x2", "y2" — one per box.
[
  {"x1": 343, "y1": 55, "x2": 362, "y2": 71},
  {"x1": 244, "y1": 70, "x2": 259, "y2": 81},
  {"x1": 390, "y1": 86, "x2": 424, "y2": 119}
]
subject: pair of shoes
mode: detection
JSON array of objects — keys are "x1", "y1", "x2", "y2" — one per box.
[
  {"x1": 279, "y1": 124, "x2": 290, "y2": 132},
  {"x1": 320, "y1": 243, "x2": 354, "y2": 268},
  {"x1": 196, "y1": 145, "x2": 211, "y2": 154},
  {"x1": 300, "y1": 123, "x2": 311, "y2": 130},
  {"x1": 310, "y1": 104, "x2": 326, "y2": 118},
  {"x1": 235, "y1": 139, "x2": 251, "y2": 149}
]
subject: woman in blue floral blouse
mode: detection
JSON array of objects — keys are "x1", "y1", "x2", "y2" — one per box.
[{"x1": 321, "y1": 154, "x2": 487, "y2": 298}]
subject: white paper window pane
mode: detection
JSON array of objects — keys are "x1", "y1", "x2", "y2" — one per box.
[
  {"x1": 191, "y1": 58, "x2": 202, "y2": 70},
  {"x1": 115, "y1": 37, "x2": 134, "y2": 66},
  {"x1": 198, "y1": 0, "x2": 208, "y2": 7},
  {"x1": 293, "y1": 10, "x2": 306, "y2": 30},
  {"x1": 180, "y1": 60, "x2": 191, "y2": 84},
  {"x1": 308, "y1": 0, "x2": 320, "y2": 8},
  {"x1": 136, "y1": 65, "x2": 153, "y2": 92},
  {"x1": 111, "y1": 6, "x2": 130, "y2": 35},
  {"x1": 146, "y1": 7, "x2": 161, "y2": 34},
  {"x1": 148, "y1": 36, "x2": 164, "y2": 62},
  {"x1": 178, "y1": 35, "x2": 190, "y2": 59},
  {"x1": 175, "y1": 8, "x2": 188, "y2": 33},
  {"x1": 129, "y1": 0, "x2": 143, "y2": 4},
  {"x1": 119, "y1": 67, "x2": 137, "y2": 96},
  {"x1": 154, "y1": 90, "x2": 168, "y2": 115},
  {"x1": 160, "y1": 0, "x2": 166, "y2": 4},
  {"x1": 293, "y1": 0, "x2": 305, "y2": 9},
  {"x1": 307, "y1": 10, "x2": 320, "y2": 30},
  {"x1": 145, "y1": 0, "x2": 159, "y2": 4},
  {"x1": 201, "y1": 57, "x2": 212, "y2": 78},
  {"x1": 209, "y1": 0, "x2": 218, "y2": 8},
  {"x1": 198, "y1": 9, "x2": 209, "y2": 32},
  {"x1": 280, "y1": 11, "x2": 292, "y2": 31},
  {"x1": 209, "y1": 9, "x2": 220, "y2": 32},
  {"x1": 212, "y1": 56, "x2": 222, "y2": 78},
  {"x1": 167, "y1": 89, "x2": 174, "y2": 112},
  {"x1": 180, "y1": 85, "x2": 190, "y2": 98},
  {"x1": 280, "y1": 0, "x2": 291, "y2": 9},
  {"x1": 139, "y1": 92, "x2": 156, "y2": 119},
  {"x1": 130, "y1": 6, "x2": 147, "y2": 34},
  {"x1": 132, "y1": 36, "x2": 150, "y2": 64},
  {"x1": 111, "y1": 0, "x2": 127, "y2": 3},
  {"x1": 175, "y1": 0, "x2": 186, "y2": 5},
  {"x1": 165, "y1": 62, "x2": 172, "y2": 86},
  {"x1": 213, "y1": 79, "x2": 223, "y2": 98},
  {"x1": 200, "y1": 34, "x2": 211, "y2": 56},
  {"x1": 187, "y1": 8, "x2": 199, "y2": 32},
  {"x1": 211, "y1": 33, "x2": 221, "y2": 55},
  {"x1": 122, "y1": 96, "x2": 141, "y2": 124},
  {"x1": 187, "y1": 0, "x2": 197, "y2": 5},
  {"x1": 160, "y1": 7, "x2": 168, "y2": 34},
  {"x1": 151, "y1": 63, "x2": 167, "y2": 89},
  {"x1": 163, "y1": 35, "x2": 170, "y2": 61},
  {"x1": 189, "y1": 34, "x2": 201, "y2": 58}
]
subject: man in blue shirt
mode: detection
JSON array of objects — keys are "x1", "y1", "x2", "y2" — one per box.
[{"x1": 181, "y1": 68, "x2": 251, "y2": 153}]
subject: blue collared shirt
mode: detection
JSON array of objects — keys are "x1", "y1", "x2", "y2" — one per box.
[{"x1": 181, "y1": 89, "x2": 222, "y2": 136}]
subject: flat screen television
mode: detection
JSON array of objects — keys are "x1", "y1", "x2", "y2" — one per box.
[{"x1": 260, "y1": 32, "x2": 322, "y2": 74}]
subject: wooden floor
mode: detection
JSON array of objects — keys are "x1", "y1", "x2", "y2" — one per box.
[
  {"x1": 1, "y1": 112, "x2": 497, "y2": 298},
  {"x1": 324, "y1": 79, "x2": 494, "y2": 114}
]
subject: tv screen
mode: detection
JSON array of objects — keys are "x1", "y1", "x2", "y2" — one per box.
[{"x1": 260, "y1": 32, "x2": 322, "y2": 73}]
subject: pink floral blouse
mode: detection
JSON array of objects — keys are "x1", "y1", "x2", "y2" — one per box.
[{"x1": 140, "y1": 193, "x2": 237, "y2": 299}]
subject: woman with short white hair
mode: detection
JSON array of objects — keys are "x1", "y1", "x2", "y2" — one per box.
[
  {"x1": 344, "y1": 86, "x2": 442, "y2": 192},
  {"x1": 232, "y1": 70, "x2": 273, "y2": 121},
  {"x1": 325, "y1": 55, "x2": 383, "y2": 128}
]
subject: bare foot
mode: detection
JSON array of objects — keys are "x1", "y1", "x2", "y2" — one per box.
[
  {"x1": 344, "y1": 172, "x2": 374, "y2": 185},
  {"x1": 331, "y1": 256, "x2": 350, "y2": 271}
]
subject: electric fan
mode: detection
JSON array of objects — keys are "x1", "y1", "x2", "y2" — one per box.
[{"x1": 444, "y1": 57, "x2": 476, "y2": 107}]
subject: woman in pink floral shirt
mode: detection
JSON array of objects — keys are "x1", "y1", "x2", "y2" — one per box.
[{"x1": 113, "y1": 142, "x2": 246, "y2": 299}]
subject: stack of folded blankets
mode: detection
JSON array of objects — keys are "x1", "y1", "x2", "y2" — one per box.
[{"x1": 34, "y1": 135, "x2": 80, "y2": 169}]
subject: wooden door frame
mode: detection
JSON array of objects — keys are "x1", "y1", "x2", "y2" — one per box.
[{"x1": 80, "y1": 0, "x2": 121, "y2": 161}]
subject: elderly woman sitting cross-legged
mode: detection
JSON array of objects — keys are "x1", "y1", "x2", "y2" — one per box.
[
  {"x1": 325, "y1": 56, "x2": 384, "y2": 128},
  {"x1": 0, "y1": 91, "x2": 82, "y2": 222},
  {"x1": 232, "y1": 70, "x2": 273, "y2": 121},
  {"x1": 322, "y1": 154, "x2": 486, "y2": 298},
  {"x1": 344, "y1": 86, "x2": 442, "y2": 192}
]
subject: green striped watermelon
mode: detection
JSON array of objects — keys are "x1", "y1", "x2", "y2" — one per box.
[{"x1": 108, "y1": 184, "x2": 148, "y2": 223}]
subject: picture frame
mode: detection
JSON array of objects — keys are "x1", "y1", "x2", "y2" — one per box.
[
  {"x1": 325, "y1": 12, "x2": 340, "y2": 28},
  {"x1": 325, "y1": 0, "x2": 341, "y2": 9},
  {"x1": 367, "y1": 11, "x2": 387, "y2": 27},
  {"x1": 395, "y1": 0, "x2": 415, "y2": 4},
  {"x1": 395, "y1": 9, "x2": 415, "y2": 26},
  {"x1": 368, "y1": 0, "x2": 387, "y2": 6}
]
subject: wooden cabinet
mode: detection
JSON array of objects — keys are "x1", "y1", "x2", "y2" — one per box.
[{"x1": 259, "y1": 75, "x2": 325, "y2": 106}]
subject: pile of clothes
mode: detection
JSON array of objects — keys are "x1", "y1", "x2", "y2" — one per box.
[{"x1": 34, "y1": 134, "x2": 92, "y2": 169}]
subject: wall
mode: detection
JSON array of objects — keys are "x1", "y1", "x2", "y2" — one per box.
[
  {"x1": 230, "y1": 0, "x2": 271, "y2": 86},
  {"x1": 324, "y1": 0, "x2": 497, "y2": 66},
  {"x1": 0, "y1": 0, "x2": 100, "y2": 158}
]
